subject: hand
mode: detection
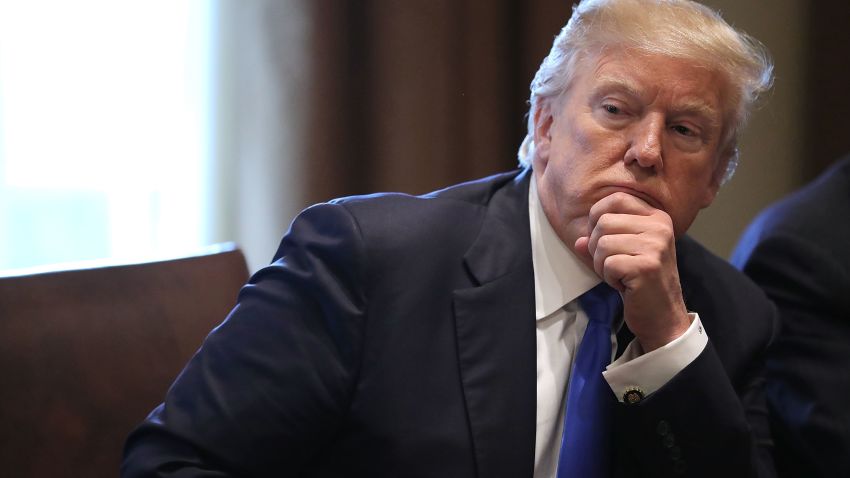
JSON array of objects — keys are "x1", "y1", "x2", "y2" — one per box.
[{"x1": 574, "y1": 192, "x2": 690, "y2": 352}]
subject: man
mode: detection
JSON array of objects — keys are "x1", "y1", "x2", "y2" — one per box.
[
  {"x1": 123, "y1": 1, "x2": 777, "y2": 476},
  {"x1": 732, "y1": 155, "x2": 850, "y2": 478}
]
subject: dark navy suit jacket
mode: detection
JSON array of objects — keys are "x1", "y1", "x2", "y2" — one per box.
[
  {"x1": 733, "y1": 156, "x2": 850, "y2": 478},
  {"x1": 123, "y1": 168, "x2": 777, "y2": 477}
]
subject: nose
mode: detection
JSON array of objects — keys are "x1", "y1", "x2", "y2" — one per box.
[{"x1": 624, "y1": 115, "x2": 663, "y2": 173}]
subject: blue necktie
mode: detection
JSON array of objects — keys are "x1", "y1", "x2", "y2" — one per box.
[{"x1": 556, "y1": 282, "x2": 622, "y2": 478}]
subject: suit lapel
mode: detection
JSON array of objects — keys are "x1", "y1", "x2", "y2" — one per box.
[{"x1": 453, "y1": 169, "x2": 537, "y2": 478}]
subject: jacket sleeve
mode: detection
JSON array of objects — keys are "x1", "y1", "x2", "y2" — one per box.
[
  {"x1": 612, "y1": 338, "x2": 776, "y2": 477},
  {"x1": 122, "y1": 201, "x2": 368, "y2": 477},
  {"x1": 611, "y1": 245, "x2": 779, "y2": 478}
]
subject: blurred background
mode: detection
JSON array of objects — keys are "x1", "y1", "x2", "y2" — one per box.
[{"x1": 0, "y1": 0, "x2": 847, "y2": 273}]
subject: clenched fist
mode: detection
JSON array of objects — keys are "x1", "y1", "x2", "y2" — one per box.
[{"x1": 574, "y1": 192, "x2": 691, "y2": 352}]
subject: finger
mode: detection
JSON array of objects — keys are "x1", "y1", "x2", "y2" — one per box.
[
  {"x1": 587, "y1": 212, "x2": 655, "y2": 255},
  {"x1": 600, "y1": 254, "x2": 628, "y2": 292},
  {"x1": 591, "y1": 233, "x2": 632, "y2": 279},
  {"x1": 602, "y1": 253, "x2": 682, "y2": 299},
  {"x1": 594, "y1": 235, "x2": 676, "y2": 287},
  {"x1": 573, "y1": 236, "x2": 592, "y2": 263},
  {"x1": 591, "y1": 232, "x2": 666, "y2": 278},
  {"x1": 593, "y1": 231, "x2": 669, "y2": 260},
  {"x1": 587, "y1": 192, "x2": 657, "y2": 233}
]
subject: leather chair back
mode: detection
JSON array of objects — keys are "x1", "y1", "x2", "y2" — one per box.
[{"x1": 0, "y1": 245, "x2": 250, "y2": 477}]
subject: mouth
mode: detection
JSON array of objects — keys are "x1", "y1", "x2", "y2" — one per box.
[{"x1": 602, "y1": 184, "x2": 664, "y2": 211}]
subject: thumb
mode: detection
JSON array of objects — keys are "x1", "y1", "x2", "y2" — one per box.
[{"x1": 573, "y1": 236, "x2": 592, "y2": 262}]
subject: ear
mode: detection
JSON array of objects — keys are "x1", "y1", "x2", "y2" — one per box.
[{"x1": 532, "y1": 101, "x2": 555, "y2": 169}]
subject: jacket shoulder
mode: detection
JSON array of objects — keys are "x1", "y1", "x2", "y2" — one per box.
[
  {"x1": 327, "y1": 168, "x2": 526, "y2": 241},
  {"x1": 733, "y1": 156, "x2": 850, "y2": 265},
  {"x1": 331, "y1": 168, "x2": 525, "y2": 210},
  {"x1": 286, "y1": 169, "x2": 529, "y2": 276}
]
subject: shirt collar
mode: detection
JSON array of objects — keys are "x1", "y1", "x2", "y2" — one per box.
[{"x1": 528, "y1": 176, "x2": 601, "y2": 320}]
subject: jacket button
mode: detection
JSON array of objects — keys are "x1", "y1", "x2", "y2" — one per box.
[
  {"x1": 670, "y1": 446, "x2": 682, "y2": 460},
  {"x1": 656, "y1": 420, "x2": 670, "y2": 436}
]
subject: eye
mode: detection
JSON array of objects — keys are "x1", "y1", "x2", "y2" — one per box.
[
  {"x1": 603, "y1": 104, "x2": 620, "y2": 115},
  {"x1": 671, "y1": 124, "x2": 694, "y2": 136}
]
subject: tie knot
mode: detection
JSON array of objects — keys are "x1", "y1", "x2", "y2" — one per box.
[{"x1": 578, "y1": 282, "x2": 622, "y2": 325}]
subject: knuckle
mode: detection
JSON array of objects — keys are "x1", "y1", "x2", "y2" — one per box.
[
  {"x1": 603, "y1": 254, "x2": 625, "y2": 274},
  {"x1": 630, "y1": 256, "x2": 658, "y2": 278},
  {"x1": 655, "y1": 213, "x2": 675, "y2": 233},
  {"x1": 659, "y1": 220, "x2": 674, "y2": 236},
  {"x1": 596, "y1": 213, "x2": 612, "y2": 232},
  {"x1": 649, "y1": 235, "x2": 668, "y2": 252}
]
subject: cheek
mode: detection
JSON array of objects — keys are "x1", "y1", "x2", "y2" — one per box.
[
  {"x1": 574, "y1": 119, "x2": 630, "y2": 167},
  {"x1": 550, "y1": 122, "x2": 598, "y2": 172},
  {"x1": 668, "y1": 181, "x2": 716, "y2": 235},
  {"x1": 668, "y1": 152, "x2": 717, "y2": 182},
  {"x1": 568, "y1": 116, "x2": 604, "y2": 155}
]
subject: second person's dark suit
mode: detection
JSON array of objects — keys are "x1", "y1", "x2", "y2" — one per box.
[{"x1": 733, "y1": 156, "x2": 850, "y2": 478}]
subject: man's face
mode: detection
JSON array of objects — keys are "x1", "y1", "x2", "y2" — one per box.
[{"x1": 532, "y1": 49, "x2": 731, "y2": 247}]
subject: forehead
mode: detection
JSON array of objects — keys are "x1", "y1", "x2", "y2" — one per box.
[{"x1": 578, "y1": 50, "x2": 729, "y2": 120}]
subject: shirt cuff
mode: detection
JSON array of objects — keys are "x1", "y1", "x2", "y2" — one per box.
[{"x1": 602, "y1": 313, "x2": 708, "y2": 403}]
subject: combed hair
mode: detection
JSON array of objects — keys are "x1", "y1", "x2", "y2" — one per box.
[{"x1": 517, "y1": 0, "x2": 774, "y2": 183}]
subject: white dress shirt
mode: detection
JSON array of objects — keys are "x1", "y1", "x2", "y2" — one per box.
[{"x1": 529, "y1": 179, "x2": 709, "y2": 478}]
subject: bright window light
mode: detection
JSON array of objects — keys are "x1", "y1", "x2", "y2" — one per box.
[{"x1": 0, "y1": 0, "x2": 213, "y2": 270}]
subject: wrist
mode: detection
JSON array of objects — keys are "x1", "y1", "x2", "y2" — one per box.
[{"x1": 636, "y1": 312, "x2": 692, "y2": 352}]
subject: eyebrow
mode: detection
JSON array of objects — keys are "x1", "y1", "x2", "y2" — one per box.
[
  {"x1": 592, "y1": 76, "x2": 721, "y2": 129},
  {"x1": 673, "y1": 99, "x2": 720, "y2": 123},
  {"x1": 592, "y1": 76, "x2": 642, "y2": 100}
]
